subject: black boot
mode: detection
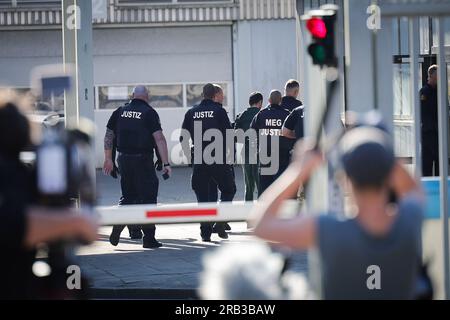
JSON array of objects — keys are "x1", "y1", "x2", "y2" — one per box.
[
  {"x1": 143, "y1": 239, "x2": 163, "y2": 249},
  {"x1": 200, "y1": 223, "x2": 212, "y2": 242},
  {"x1": 109, "y1": 226, "x2": 124, "y2": 246},
  {"x1": 213, "y1": 223, "x2": 231, "y2": 233},
  {"x1": 129, "y1": 227, "x2": 143, "y2": 240},
  {"x1": 201, "y1": 231, "x2": 211, "y2": 242},
  {"x1": 214, "y1": 223, "x2": 228, "y2": 240}
]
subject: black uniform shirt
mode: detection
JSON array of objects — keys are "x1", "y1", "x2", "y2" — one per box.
[
  {"x1": 251, "y1": 104, "x2": 291, "y2": 168},
  {"x1": 0, "y1": 156, "x2": 37, "y2": 299},
  {"x1": 420, "y1": 83, "x2": 438, "y2": 134},
  {"x1": 107, "y1": 105, "x2": 123, "y2": 132},
  {"x1": 181, "y1": 99, "x2": 232, "y2": 164},
  {"x1": 283, "y1": 106, "x2": 305, "y2": 140},
  {"x1": 281, "y1": 96, "x2": 303, "y2": 112},
  {"x1": 116, "y1": 99, "x2": 162, "y2": 156}
]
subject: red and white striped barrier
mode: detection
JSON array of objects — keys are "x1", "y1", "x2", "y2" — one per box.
[
  {"x1": 97, "y1": 201, "x2": 252, "y2": 226},
  {"x1": 96, "y1": 200, "x2": 300, "y2": 226}
]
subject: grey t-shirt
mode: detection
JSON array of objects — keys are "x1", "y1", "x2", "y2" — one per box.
[{"x1": 317, "y1": 194, "x2": 423, "y2": 300}]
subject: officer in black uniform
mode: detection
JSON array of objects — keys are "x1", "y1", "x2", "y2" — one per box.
[
  {"x1": 281, "y1": 79, "x2": 303, "y2": 112},
  {"x1": 282, "y1": 105, "x2": 305, "y2": 141},
  {"x1": 420, "y1": 65, "x2": 439, "y2": 176},
  {"x1": 104, "y1": 103, "x2": 164, "y2": 239},
  {"x1": 181, "y1": 83, "x2": 236, "y2": 242},
  {"x1": 212, "y1": 84, "x2": 232, "y2": 232},
  {"x1": 104, "y1": 104, "x2": 142, "y2": 240},
  {"x1": 251, "y1": 90, "x2": 291, "y2": 196},
  {"x1": 108, "y1": 86, "x2": 171, "y2": 249},
  {"x1": 206, "y1": 85, "x2": 223, "y2": 205},
  {"x1": 280, "y1": 79, "x2": 303, "y2": 159}
]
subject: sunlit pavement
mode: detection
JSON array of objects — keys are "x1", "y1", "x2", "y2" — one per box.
[{"x1": 76, "y1": 168, "x2": 307, "y2": 298}]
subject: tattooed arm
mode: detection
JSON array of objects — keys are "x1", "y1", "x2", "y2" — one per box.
[{"x1": 103, "y1": 128, "x2": 115, "y2": 175}]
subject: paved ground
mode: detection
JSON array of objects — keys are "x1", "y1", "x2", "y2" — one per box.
[{"x1": 76, "y1": 167, "x2": 308, "y2": 298}]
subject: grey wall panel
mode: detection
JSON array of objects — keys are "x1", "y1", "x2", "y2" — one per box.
[
  {"x1": 0, "y1": 26, "x2": 232, "y2": 86},
  {"x1": 0, "y1": 29, "x2": 62, "y2": 86},
  {"x1": 92, "y1": 26, "x2": 233, "y2": 85},
  {"x1": 234, "y1": 19, "x2": 297, "y2": 113}
]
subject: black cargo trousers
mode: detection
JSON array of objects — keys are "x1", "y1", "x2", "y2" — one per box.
[
  {"x1": 422, "y1": 131, "x2": 439, "y2": 177},
  {"x1": 112, "y1": 153, "x2": 159, "y2": 243},
  {"x1": 191, "y1": 163, "x2": 236, "y2": 238}
]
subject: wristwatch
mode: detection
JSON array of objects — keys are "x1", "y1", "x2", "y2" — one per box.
[{"x1": 163, "y1": 163, "x2": 171, "y2": 167}]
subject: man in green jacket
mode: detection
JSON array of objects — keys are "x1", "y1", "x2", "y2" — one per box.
[{"x1": 234, "y1": 92, "x2": 263, "y2": 201}]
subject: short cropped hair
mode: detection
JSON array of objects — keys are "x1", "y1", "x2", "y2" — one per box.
[
  {"x1": 428, "y1": 65, "x2": 437, "y2": 77},
  {"x1": 285, "y1": 79, "x2": 300, "y2": 91},
  {"x1": 269, "y1": 90, "x2": 282, "y2": 105},
  {"x1": 213, "y1": 84, "x2": 223, "y2": 94},
  {"x1": 203, "y1": 83, "x2": 216, "y2": 100},
  {"x1": 249, "y1": 92, "x2": 263, "y2": 106}
]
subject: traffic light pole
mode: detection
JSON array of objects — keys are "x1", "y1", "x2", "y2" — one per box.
[{"x1": 297, "y1": 2, "x2": 344, "y2": 299}]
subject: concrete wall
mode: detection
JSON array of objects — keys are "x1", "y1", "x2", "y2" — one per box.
[
  {"x1": 0, "y1": 30, "x2": 63, "y2": 87},
  {"x1": 92, "y1": 26, "x2": 233, "y2": 85},
  {"x1": 0, "y1": 26, "x2": 233, "y2": 85},
  {"x1": 233, "y1": 19, "x2": 298, "y2": 114}
]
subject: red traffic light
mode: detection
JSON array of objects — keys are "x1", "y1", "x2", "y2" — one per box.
[{"x1": 306, "y1": 18, "x2": 327, "y2": 39}]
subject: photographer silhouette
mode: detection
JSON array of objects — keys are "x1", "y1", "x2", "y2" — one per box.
[{"x1": 0, "y1": 90, "x2": 97, "y2": 300}]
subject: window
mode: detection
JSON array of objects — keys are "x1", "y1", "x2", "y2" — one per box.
[
  {"x1": 96, "y1": 82, "x2": 229, "y2": 109},
  {"x1": 393, "y1": 63, "x2": 412, "y2": 119},
  {"x1": 98, "y1": 84, "x2": 183, "y2": 110},
  {"x1": 0, "y1": 86, "x2": 65, "y2": 115},
  {"x1": 98, "y1": 86, "x2": 132, "y2": 110},
  {"x1": 116, "y1": 0, "x2": 234, "y2": 7},
  {"x1": 0, "y1": 0, "x2": 61, "y2": 8},
  {"x1": 148, "y1": 84, "x2": 183, "y2": 108}
]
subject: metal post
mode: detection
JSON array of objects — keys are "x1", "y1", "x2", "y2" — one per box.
[
  {"x1": 375, "y1": 15, "x2": 394, "y2": 133},
  {"x1": 436, "y1": 17, "x2": 450, "y2": 300},
  {"x1": 345, "y1": 0, "x2": 375, "y2": 113},
  {"x1": 62, "y1": 0, "x2": 78, "y2": 125},
  {"x1": 76, "y1": 0, "x2": 94, "y2": 124},
  {"x1": 326, "y1": 0, "x2": 345, "y2": 217},
  {"x1": 62, "y1": 0, "x2": 96, "y2": 193},
  {"x1": 370, "y1": 6, "x2": 379, "y2": 110},
  {"x1": 409, "y1": 17, "x2": 422, "y2": 176},
  {"x1": 297, "y1": 2, "x2": 328, "y2": 299},
  {"x1": 62, "y1": 0, "x2": 95, "y2": 127}
]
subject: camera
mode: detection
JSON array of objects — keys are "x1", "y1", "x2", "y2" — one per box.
[{"x1": 31, "y1": 65, "x2": 95, "y2": 299}]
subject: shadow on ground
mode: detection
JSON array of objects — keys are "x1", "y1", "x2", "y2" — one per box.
[{"x1": 78, "y1": 235, "x2": 308, "y2": 298}]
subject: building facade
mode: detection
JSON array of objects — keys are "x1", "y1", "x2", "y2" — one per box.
[{"x1": 0, "y1": 0, "x2": 299, "y2": 167}]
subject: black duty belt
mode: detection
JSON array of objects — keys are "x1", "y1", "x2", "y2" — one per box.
[{"x1": 118, "y1": 152, "x2": 150, "y2": 157}]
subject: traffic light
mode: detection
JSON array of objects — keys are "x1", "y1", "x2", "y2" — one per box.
[{"x1": 305, "y1": 7, "x2": 338, "y2": 68}]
